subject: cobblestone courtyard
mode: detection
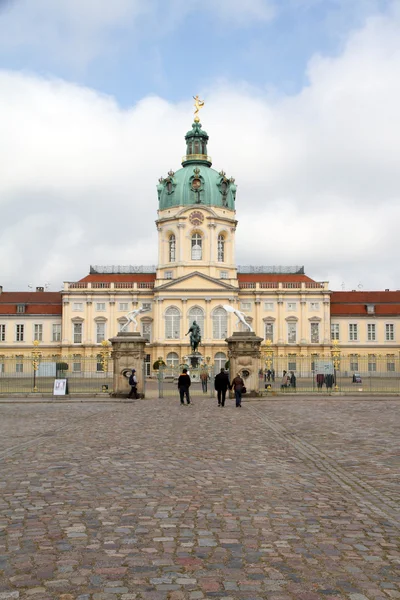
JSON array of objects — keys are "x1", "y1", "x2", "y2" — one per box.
[{"x1": 0, "y1": 398, "x2": 399, "y2": 600}]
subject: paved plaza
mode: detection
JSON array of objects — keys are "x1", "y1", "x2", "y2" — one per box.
[{"x1": 0, "y1": 398, "x2": 399, "y2": 600}]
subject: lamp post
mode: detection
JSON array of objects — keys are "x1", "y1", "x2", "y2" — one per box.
[
  {"x1": 32, "y1": 340, "x2": 41, "y2": 393},
  {"x1": 331, "y1": 340, "x2": 341, "y2": 391},
  {"x1": 99, "y1": 340, "x2": 111, "y2": 372}
]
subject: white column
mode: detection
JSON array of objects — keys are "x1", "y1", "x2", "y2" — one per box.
[
  {"x1": 277, "y1": 299, "x2": 284, "y2": 344},
  {"x1": 323, "y1": 299, "x2": 330, "y2": 343},
  {"x1": 300, "y1": 300, "x2": 307, "y2": 343}
]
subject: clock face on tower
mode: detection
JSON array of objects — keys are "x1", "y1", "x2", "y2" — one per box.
[{"x1": 189, "y1": 211, "x2": 204, "y2": 226}]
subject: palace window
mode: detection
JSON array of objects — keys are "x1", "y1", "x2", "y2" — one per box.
[
  {"x1": 141, "y1": 322, "x2": 152, "y2": 342},
  {"x1": 96, "y1": 303, "x2": 106, "y2": 311},
  {"x1": 349, "y1": 323, "x2": 358, "y2": 341},
  {"x1": 217, "y1": 234, "x2": 225, "y2": 262},
  {"x1": 165, "y1": 307, "x2": 180, "y2": 339},
  {"x1": 331, "y1": 323, "x2": 340, "y2": 340},
  {"x1": 309, "y1": 302, "x2": 320, "y2": 311},
  {"x1": 191, "y1": 233, "x2": 202, "y2": 260},
  {"x1": 367, "y1": 323, "x2": 376, "y2": 341},
  {"x1": 0, "y1": 324, "x2": 5, "y2": 342},
  {"x1": 96, "y1": 354, "x2": 103, "y2": 372},
  {"x1": 350, "y1": 354, "x2": 359, "y2": 371},
  {"x1": 385, "y1": 323, "x2": 394, "y2": 341},
  {"x1": 96, "y1": 322, "x2": 105, "y2": 343},
  {"x1": 169, "y1": 234, "x2": 176, "y2": 262},
  {"x1": 212, "y1": 307, "x2": 227, "y2": 340},
  {"x1": 166, "y1": 352, "x2": 179, "y2": 367},
  {"x1": 73, "y1": 302, "x2": 83, "y2": 311},
  {"x1": 287, "y1": 302, "x2": 297, "y2": 311},
  {"x1": 265, "y1": 323, "x2": 274, "y2": 342},
  {"x1": 119, "y1": 303, "x2": 129, "y2": 311},
  {"x1": 165, "y1": 271, "x2": 173, "y2": 279},
  {"x1": 16, "y1": 324, "x2": 24, "y2": 342},
  {"x1": 142, "y1": 302, "x2": 152, "y2": 311},
  {"x1": 52, "y1": 324, "x2": 61, "y2": 342},
  {"x1": 287, "y1": 323, "x2": 297, "y2": 344},
  {"x1": 288, "y1": 354, "x2": 297, "y2": 371},
  {"x1": 264, "y1": 302, "x2": 274, "y2": 311},
  {"x1": 73, "y1": 354, "x2": 82, "y2": 372},
  {"x1": 16, "y1": 304, "x2": 25, "y2": 313},
  {"x1": 73, "y1": 323, "x2": 82, "y2": 344},
  {"x1": 240, "y1": 302, "x2": 251, "y2": 311},
  {"x1": 34, "y1": 324, "x2": 43, "y2": 342},
  {"x1": 16, "y1": 355, "x2": 23, "y2": 373},
  {"x1": 387, "y1": 354, "x2": 395, "y2": 372},
  {"x1": 188, "y1": 307, "x2": 205, "y2": 338},
  {"x1": 310, "y1": 322, "x2": 319, "y2": 343},
  {"x1": 220, "y1": 271, "x2": 228, "y2": 279},
  {"x1": 214, "y1": 352, "x2": 227, "y2": 373},
  {"x1": 368, "y1": 354, "x2": 377, "y2": 372}
]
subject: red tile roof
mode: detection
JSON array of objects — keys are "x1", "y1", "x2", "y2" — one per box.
[
  {"x1": 0, "y1": 292, "x2": 62, "y2": 315},
  {"x1": 331, "y1": 291, "x2": 400, "y2": 316}
]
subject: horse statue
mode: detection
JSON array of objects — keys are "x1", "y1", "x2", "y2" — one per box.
[{"x1": 186, "y1": 320, "x2": 201, "y2": 353}]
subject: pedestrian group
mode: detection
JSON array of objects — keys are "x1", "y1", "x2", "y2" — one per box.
[{"x1": 177, "y1": 367, "x2": 245, "y2": 407}]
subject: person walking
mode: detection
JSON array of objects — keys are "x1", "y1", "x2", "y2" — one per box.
[
  {"x1": 128, "y1": 369, "x2": 139, "y2": 399},
  {"x1": 231, "y1": 372, "x2": 245, "y2": 407},
  {"x1": 200, "y1": 369, "x2": 208, "y2": 393},
  {"x1": 290, "y1": 371, "x2": 296, "y2": 391},
  {"x1": 214, "y1": 368, "x2": 230, "y2": 407},
  {"x1": 281, "y1": 370, "x2": 289, "y2": 391},
  {"x1": 178, "y1": 368, "x2": 191, "y2": 405}
]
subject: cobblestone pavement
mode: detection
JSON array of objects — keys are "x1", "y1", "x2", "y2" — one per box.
[{"x1": 0, "y1": 398, "x2": 399, "y2": 600}]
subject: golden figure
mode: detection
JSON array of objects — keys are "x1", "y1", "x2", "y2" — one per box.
[{"x1": 193, "y1": 95, "x2": 205, "y2": 122}]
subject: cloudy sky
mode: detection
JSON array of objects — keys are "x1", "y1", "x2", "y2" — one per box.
[{"x1": 0, "y1": 0, "x2": 398, "y2": 291}]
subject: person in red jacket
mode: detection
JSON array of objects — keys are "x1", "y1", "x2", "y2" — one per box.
[{"x1": 178, "y1": 368, "x2": 191, "y2": 405}]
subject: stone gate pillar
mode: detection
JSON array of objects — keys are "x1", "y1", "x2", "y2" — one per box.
[
  {"x1": 225, "y1": 331, "x2": 264, "y2": 395},
  {"x1": 109, "y1": 332, "x2": 147, "y2": 398}
]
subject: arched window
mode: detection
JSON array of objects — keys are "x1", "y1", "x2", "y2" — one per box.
[
  {"x1": 214, "y1": 352, "x2": 227, "y2": 375},
  {"x1": 217, "y1": 234, "x2": 225, "y2": 262},
  {"x1": 165, "y1": 307, "x2": 180, "y2": 339},
  {"x1": 188, "y1": 307, "x2": 205, "y2": 338},
  {"x1": 166, "y1": 352, "x2": 179, "y2": 367},
  {"x1": 191, "y1": 233, "x2": 202, "y2": 260},
  {"x1": 212, "y1": 307, "x2": 227, "y2": 340},
  {"x1": 169, "y1": 234, "x2": 176, "y2": 262}
]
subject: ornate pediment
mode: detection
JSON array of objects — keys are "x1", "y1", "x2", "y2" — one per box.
[{"x1": 156, "y1": 271, "x2": 237, "y2": 292}]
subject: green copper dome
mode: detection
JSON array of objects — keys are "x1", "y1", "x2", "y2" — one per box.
[{"x1": 157, "y1": 122, "x2": 237, "y2": 211}]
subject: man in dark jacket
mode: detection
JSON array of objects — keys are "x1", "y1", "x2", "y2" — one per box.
[
  {"x1": 128, "y1": 369, "x2": 138, "y2": 399},
  {"x1": 214, "y1": 368, "x2": 230, "y2": 407},
  {"x1": 178, "y1": 368, "x2": 191, "y2": 405}
]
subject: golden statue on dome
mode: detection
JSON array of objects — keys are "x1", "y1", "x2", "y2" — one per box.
[{"x1": 193, "y1": 95, "x2": 205, "y2": 122}]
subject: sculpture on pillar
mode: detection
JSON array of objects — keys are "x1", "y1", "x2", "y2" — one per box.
[
  {"x1": 223, "y1": 304, "x2": 254, "y2": 333},
  {"x1": 120, "y1": 307, "x2": 149, "y2": 333},
  {"x1": 186, "y1": 320, "x2": 201, "y2": 353}
]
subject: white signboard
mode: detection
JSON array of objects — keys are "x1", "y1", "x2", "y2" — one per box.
[
  {"x1": 53, "y1": 379, "x2": 67, "y2": 395},
  {"x1": 315, "y1": 360, "x2": 334, "y2": 375}
]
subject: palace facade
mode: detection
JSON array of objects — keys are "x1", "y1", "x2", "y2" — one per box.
[{"x1": 1, "y1": 118, "x2": 399, "y2": 376}]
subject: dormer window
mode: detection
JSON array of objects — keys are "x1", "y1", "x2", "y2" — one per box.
[
  {"x1": 16, "y1": 304, "x2": 25, "y2": 313},
  {"x1": 366, "y1": 304, "x2": 375, "y2": 314}
]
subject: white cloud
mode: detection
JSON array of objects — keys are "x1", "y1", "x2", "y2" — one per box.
[
  {"x1": 0, "y1": 7, "x2": 400, "y2": 290},
  {"x1": 0, "y1": 0, "x2": 276, "y2": 70}
]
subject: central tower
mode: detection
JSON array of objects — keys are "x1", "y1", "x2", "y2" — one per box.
[{"x1": 155, "y1": 107, "x2": 238, "y2": 285}]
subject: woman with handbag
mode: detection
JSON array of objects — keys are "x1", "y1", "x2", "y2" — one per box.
[{"x1": 231, "y1": 372, "x2": 245, "y2": 407}]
